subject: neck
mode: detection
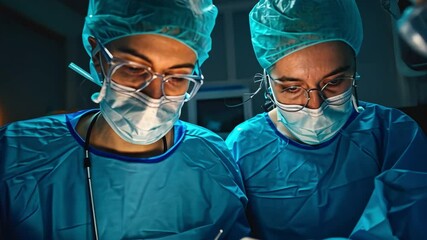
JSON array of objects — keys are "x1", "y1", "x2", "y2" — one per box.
[{"x1": 77, "y1": 112, "x2": 172, "y2": 157}]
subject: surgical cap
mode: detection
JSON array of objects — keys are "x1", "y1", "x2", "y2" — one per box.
[
  {"x1": 250, "y1": 0, "x2": 363, "y2": 70},
  {"x1": 82, "y1": 0, "x2": 218, "y2": 65}
]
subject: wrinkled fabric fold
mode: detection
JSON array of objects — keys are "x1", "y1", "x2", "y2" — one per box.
[
  {"x1": 226, "y1": 101, "x2": 427, "y2": 239},
  {"x1": 350, "y1": 169, "x2": 427, "y2": 240},
  {"x1": 1, "y1": 109, "x2": 250, "y2": 239}
]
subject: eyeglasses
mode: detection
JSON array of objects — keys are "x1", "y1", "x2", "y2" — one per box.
[
  {"x1": 266, "y1": 71, "x2": 359, "y2": 112},
  {"x1": 96, "y1": 40, "x2": 204, "y2": 102}
]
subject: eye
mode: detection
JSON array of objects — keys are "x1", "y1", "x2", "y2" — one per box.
[
  {"x1": 321, "y1": 76, "x2": 353, "y2": 96},
  {"x1": 328, "y1": 78, "x2": 346, "y2": 86},
  {"x1": 167, "y1": 77, "x2": 187, "y2": 83},
  {"x1": 122, "y1": 65, "x2": 147, "y2": 75},
  {"x1": 282, "y1": 86, "x2": 302, "y2": 94},
  {"x1": 163, "y1": 75, "x2": 190, "y2": 86},
  {"x1": 115, "y1": 64, "x2": 153, "y2": 83},
  {"x1": 325, "y1": 75, "x2": 354, "y2": 87}
]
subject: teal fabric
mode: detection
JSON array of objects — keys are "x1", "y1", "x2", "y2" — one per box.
[
  {"x1": 350, "y1": 169, "x2": 427, "y2": 240},
  {"x1": 0, "y1": 109, "x2": 250, "y2": 240},
  {"x1": 249, "y1": 0, "x2": 363, "y2": 70},
  {"x1": 226, "y1": 101, "x2": 427, "y2": 239},
  {"x1": 82, "y1": 0, "x2": 217, "y2": 65}
]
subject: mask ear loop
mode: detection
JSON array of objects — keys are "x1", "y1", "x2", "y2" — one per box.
[
  {"x1": 351, "y1": 72, "x2": 364, "y2": 113},
  {"x1": 67, "y1": 37, "x2": 107, "y2": 104},
  {"x1": 351, "y1": 57, "x2": 364, "y2": 113},
  {"x1": 262, "y1": 69, "x2": 276, "y2": 112},
  {"x1": 91, "y1": 39, "x2": 110, "y2": 104}
]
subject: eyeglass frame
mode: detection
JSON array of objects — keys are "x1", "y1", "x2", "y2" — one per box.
[
  {"x1": 94, "y1": 39, "x2": 204, "y2": 102},
  {"x1": 264, "y1": 69, "x2": 360, "y2": 112}
]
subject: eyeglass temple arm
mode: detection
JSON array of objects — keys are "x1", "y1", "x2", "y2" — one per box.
[
  {"x1": 94, "y1": 38, "x2": 113, "y2": 62},
  {"x1": 352, "y1": 72, "x2": 364, "y2": 112}
]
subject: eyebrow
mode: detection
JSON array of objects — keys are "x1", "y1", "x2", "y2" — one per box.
[
  {"x1": 115, "y1": 47, "x2": 195, "y2": 70},
  {"x1": 274, "y1": 65, "x2": 353, "y2": 82}
]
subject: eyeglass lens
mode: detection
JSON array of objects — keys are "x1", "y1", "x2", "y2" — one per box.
[
  {"x1": 272, "y1": 77, "x2": 353, "y2": 106},
  {"x1": 109, "y1": 62, "x2": 201, "y2": 99}
]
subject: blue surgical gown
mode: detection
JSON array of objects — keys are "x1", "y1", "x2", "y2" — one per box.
[
  {"x1": 0, "y1": 109, "x2": 250, "y2": 240},
  {"x1": 226, "y1": 101, "x2": 427, "y2": 239}
]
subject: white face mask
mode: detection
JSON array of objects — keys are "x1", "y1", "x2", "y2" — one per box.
[
  {"x1": 99, "y1": 80, "x2": 185, "y2": 145},
  {"x1": 274, "y1": 88, "x2": 354, "y2": 145}
]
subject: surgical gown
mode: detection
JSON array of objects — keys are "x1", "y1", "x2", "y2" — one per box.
[
  {"x1": 226, "y1": 101, "x2": 427, "y2": 239},
  {"x1": 0, "y1": 109, "x2": 250, "y2": 240}
]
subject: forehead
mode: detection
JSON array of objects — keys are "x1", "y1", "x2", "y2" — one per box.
[
  {"x1": 105, "y1": 34, "x2": 197, "y2": 64},
  {"x1": 270, "y1": 41, "x2": 355, "y2": 79}
]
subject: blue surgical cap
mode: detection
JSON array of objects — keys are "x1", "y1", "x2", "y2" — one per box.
[
  {"x1": 250, "y1": 0, "x2": 364, "y2": 70},
  {"x1": 82, "y1": 0, "x2": 218, "y2": 65}
]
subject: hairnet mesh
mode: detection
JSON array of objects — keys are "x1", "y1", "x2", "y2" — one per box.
[
  {"x1": 82, "y1": 0, "x2": 217, "y2": 65},
  {"x1": 250, "y1": 0, "x2": 363, "y2": 70}
]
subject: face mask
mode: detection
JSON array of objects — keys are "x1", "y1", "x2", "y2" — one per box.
[
  {"x1": 274, "y1": 89, "x2": 354, "y2": 145},
  {"x1": 99, "y1": 80, "x2": 185, "y2": 145}
]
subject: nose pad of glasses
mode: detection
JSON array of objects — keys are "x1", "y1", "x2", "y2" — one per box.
[
  {"x1": 306, "y1": 90, "x2": 324, "y2": 109},
  {"x1": 140, "y1": 77, "x2": 164, "y2": 99}
]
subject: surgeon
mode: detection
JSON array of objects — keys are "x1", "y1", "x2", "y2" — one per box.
[
  {"x1": 226, "y1": 0, "x2": 427, "y2": 239},
  {"x1": 0, "y1": 0, "x2": 250, "y2": 239}
]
